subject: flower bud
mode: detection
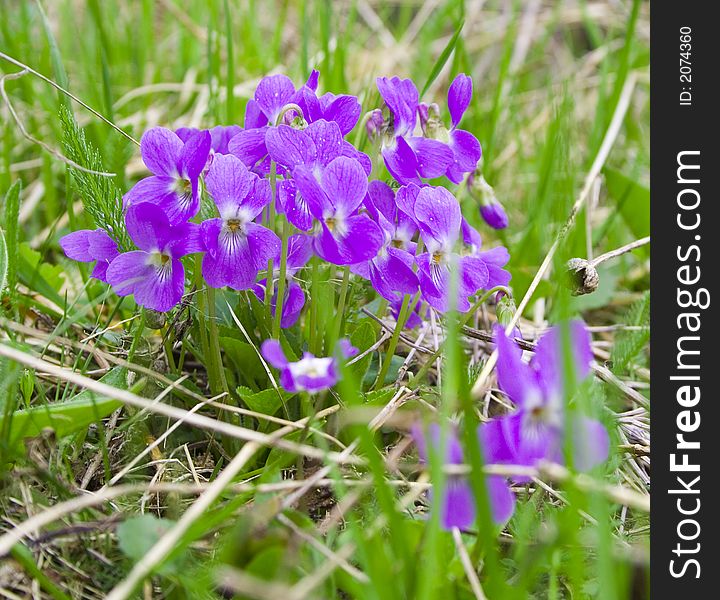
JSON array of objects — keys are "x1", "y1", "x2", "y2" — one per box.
[
  {"x1": 145, "y1": 309, "x2": 167, "y2": 329},
  {"x1": 495, "y1": 292, "x2": 516, "y2": 328},
  {"x1": 479, "y1": 202, "x2": 509, "y2": 230},
  {"x1": 365, "y1": 109, "x2": 384, "y2": 141},
  {"x1": 418, "y1": 102, "x2": 442, "y2": 137},
  {"x1": 468, "y1": 171, "x2": 508, "y2": 229},
  {"x1": 565, "y1": 258, "x2": 599, "y2": 296}
]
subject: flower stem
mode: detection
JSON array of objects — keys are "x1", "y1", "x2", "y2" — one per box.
[
  {"x1": 408, "y1": 285, "x2": 513, "y2": 388},
  {"x1": 265, "y1": 160, "x2": 278, "y2": 324},
  {"x1": 308, "y1": 257, "x2": 321, "y2": 354},
  {"x1": 194, "y1": 256, "x2": 212, "y2": 373},
  {"x1": 329, "y1": 266, "x2": 351, "y2": 346},
  {"x1": 127, "y1": 309, "x2": 146, "y2": 364},
  {"x1": 206, "y1": 286, "x2": 228, "y2": 395},
  {"x1": 373, "y1": 293, "x2": 411, "y2": 390},
  {"x1": 162, "y1": 326, "x2": 177, "y2": 373},
  {"x1": 272, "y1": 215, "x2": 290, "y2": 338}
]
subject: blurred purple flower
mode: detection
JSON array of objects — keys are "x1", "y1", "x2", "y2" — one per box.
[
  {"x1": 201, "y1": 154, "x2": 280, "y2": 290},
  {"x1": 261, "y1": 338, "x2": 358, "y2": 393},
  {"x1": 124, "y1": 127, "x2": 211, "y2": 225},
  {"x1": 412, "y1": 423, "x2": 515, "y2": 530},
  {"x1": 375, "y1": 76, "x2": 454, "y2": 185},
  {"x1": 365, "y1": 108, "x2": 384, "y2": 141},
  {"x1": 479, "y1": 322, "x2": 609, "y2": 480},
  {"x1": 480, "y1": 202, "x2": 509, "y2": 230},
  {"x1": 59, "y1": 228, "x2": 119, "y2": 282},
  {"x1": 105, "y1": 203, "x2": 202, "y2": 312}
]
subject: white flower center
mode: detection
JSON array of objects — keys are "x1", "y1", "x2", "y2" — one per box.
[{"x1": 289, "y1": 356, "x2": 333, "y2": 380}]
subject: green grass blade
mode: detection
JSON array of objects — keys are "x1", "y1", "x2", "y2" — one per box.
[{"x1": 420, "y1": 20, "x2": 464, "y2": 97}]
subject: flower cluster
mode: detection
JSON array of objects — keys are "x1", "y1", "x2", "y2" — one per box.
[
  {"x1": 60, "y1": 71, "x2": 510, "y2": 320},
  {"x1": 413, "y1": 321, "x2": 609, "y2": 531}
]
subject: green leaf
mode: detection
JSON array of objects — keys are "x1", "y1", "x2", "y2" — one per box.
[
  {"x1": 604, "y1": 168, "x2": 650, "y2": 243},
  {"x1": 420, "y1": 20, "x2": 464, "y2": 97},
  {"x1": 362, "y1": 387, "x2": 395, "y2": 406},
  {"x1": 0, "y1": 227, "x2": 7, "y2": 294},
  {"x1": 611, "y1": 291, "x2": 650, "y2": 374},
  {"x1": 236, "y1": 385, "x2": 290, "y2": 418},
  {"x1": 348, "y1": 320, "x2": 375, "y2": 386},
  {"x1": 0, "y1": 367, "x2": 126, "y2": 452},
  {"x1": 221, "y1": 337, "x2": 267, "y2": 390},
  {"x1": 245, "y1": 545, "x2": 286, "y2": 581},
  {"x1": 35, "y1": 0, "x2": 70, "y2": 109},
  {"x1": 2, "y1": 180, "x2": 21, "y2": 295},
  {"x1": 18, "y1": 242, "x2": 66, "y2": 305},
  {"x1": 117, "y1": 514, "x2": 179, "y2": 575}
]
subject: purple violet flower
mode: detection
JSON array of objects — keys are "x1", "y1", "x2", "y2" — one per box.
[
  {"x1": 412, "y1": 423, "x2": 515, "y2": 530},
  {"x1": 252, "y1": 234, "x2": 313, "y2": 328},
  {"x1": 418, "y1": 74, "x2": 483, "y2": 184},
  {"x1": 266, "y1": 119, "x2": 372, "y2": 231},
  {"x1": 201, "y1": 154, "x2": 281, "y2": 290},
  {"x1": 303, "y1": 157, "x2": 383, "y2": 265},
  {"x1": 398, "y1": 185, "x2": 489, "y2": 312},
  {"x1": 176, "y1": 125, "x2": 243, "y2": 156},
  {"x1": 480, "y1": 322, "x2": 610, "y2": 479},
  {"x1": 291, "y1": 70, "x2": 362, "y2": 135},
  {"x1": 375, "y1": 76, "x2": 454, "y2": 185},
  {"x1": 351, "y1": 181, "x2": 419, "y2": 301},
  {"x1": 229, "y1": 72, "x2": 364, "y2": 177},
  {"x1": 105, "y1": 203, "x2": 202, "y2": 312},
  {"x1": 261, "y1": 338, "x2": 358, "y2": 393},
  {"x1": 228, "y1": 74, "x2": 298, "y2": 175},
  {"x1": 273, "y1": 139, "x2": 382, "y2": 264},
  {"x1": 59, "y1": 228, "x2": 119, "y2": 283},
  {"x1": 460, "y1": 219, "x2": 512, "y2": 290},
  {"x1": 124, "y1": 127, "x2": 211, "y2": 225}
]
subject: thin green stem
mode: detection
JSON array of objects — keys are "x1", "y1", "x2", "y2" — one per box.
[
  {"x1": 194, "y1": 255, "x2": 212, "y2": 381},
  {"x1": 330, "y1": 266, "x2": 351, "y2": 346},
  {"x1": 373, "y1": 293, "x2": 411, "y2": 390},
  {"x1": 126, "y1": 309, "x2": 146, "y2": 365},
  {"x1": 162, "y1": 328, "x2": 177, "y2": 373},
  {"x1": 409, "y1": 286, "x2": 512, "y2": 388},
  {"x1": 273, "y1": 215, "x2": 290, "y2": 338},
  {"x1": 309, "y1": 257, "x2": 321, "y2": 354},
  {"x1": 265, "y1": 161, "x2": 277, "y2": 325},
  {"x1": 206, "y1": 286, "x2": 228, "y2": 395}
]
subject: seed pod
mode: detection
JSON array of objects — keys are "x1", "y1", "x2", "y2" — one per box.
[
  {"x1": 565, "y1": 258, "x2": 600, "y2": 296},
  {"x1": 145, "y1": 309, "x2": 167, "y2": 329}
]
